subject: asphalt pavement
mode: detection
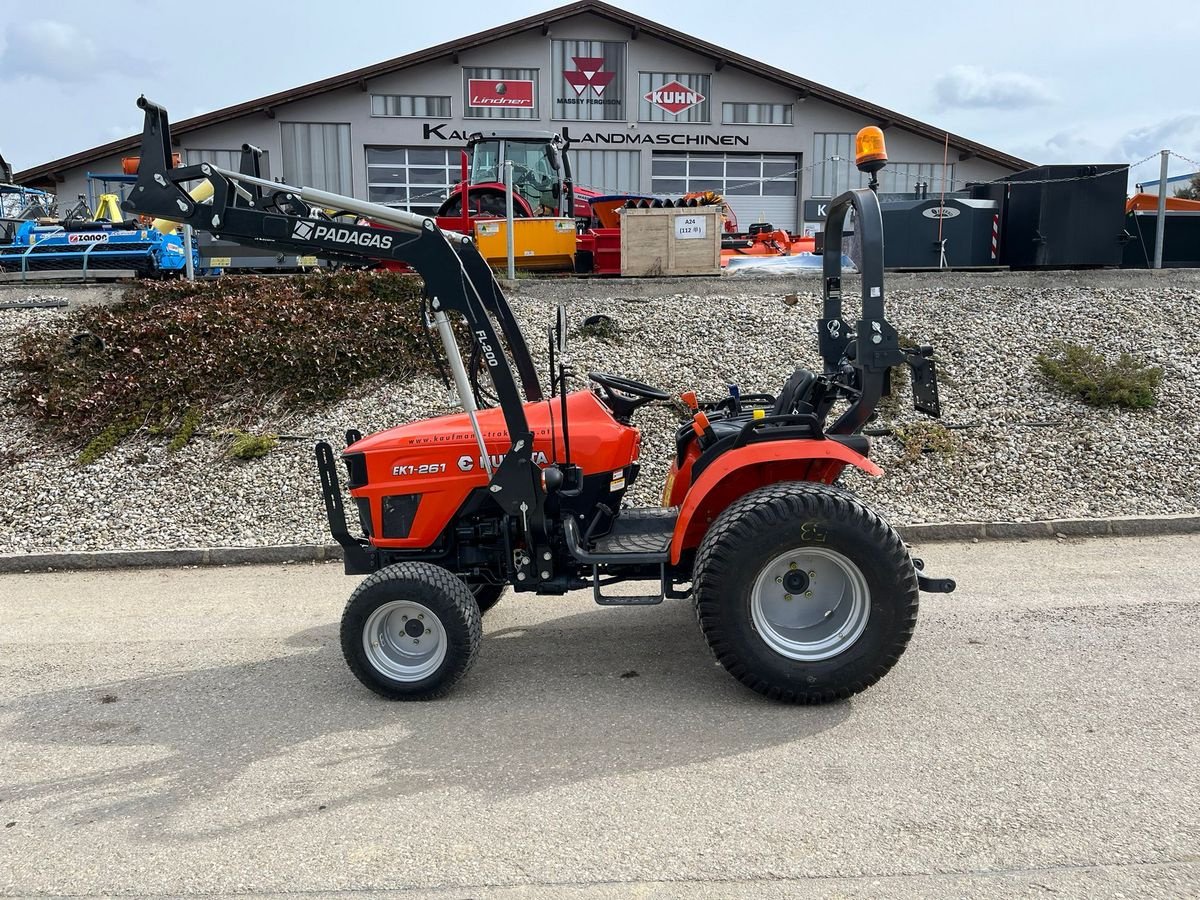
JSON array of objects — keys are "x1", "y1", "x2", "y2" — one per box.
[{"x1": 1, "y1": 535, "x2": 1197, "y2": 898}]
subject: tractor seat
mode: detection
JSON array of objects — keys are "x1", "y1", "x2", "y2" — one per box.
[{"x1": 772, "y1": 367, "x2": 816, "y2": 415}]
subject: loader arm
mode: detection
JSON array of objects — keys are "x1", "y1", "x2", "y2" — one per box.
[{"x1": 119, "y1": 96, "x2": 553, "y2": 562}]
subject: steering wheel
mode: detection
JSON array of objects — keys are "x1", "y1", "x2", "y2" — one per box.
[
  {"x1": 588, "y1": 371, "x2": 670, "y2": 421},
  {"x1": 512, "y1": 162, "x2": 554, "y2": 193}
]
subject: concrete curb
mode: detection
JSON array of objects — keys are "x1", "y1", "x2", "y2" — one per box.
[{"x1": 2, "y1": 515, "x2": 1199, "y2": 574}]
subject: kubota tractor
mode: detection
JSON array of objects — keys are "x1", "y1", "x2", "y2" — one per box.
[{"x1": 123, "y1": 99, "x2": 955, "y2": 704}]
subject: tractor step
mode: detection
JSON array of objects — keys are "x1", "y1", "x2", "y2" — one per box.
[{"x1": 591, "y1": 564, "x2": 666, "y2": 606}]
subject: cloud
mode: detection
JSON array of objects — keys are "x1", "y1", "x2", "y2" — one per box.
[
  {"x1": 1114, "y1": 114, "x2": 1200, "y2": 163},
  {"x1": 934, "y1": 65, "x2": 1056, "y2": 110},
  {"x1": 0, "y1": 19, "x2": 145, "y2": 82}
]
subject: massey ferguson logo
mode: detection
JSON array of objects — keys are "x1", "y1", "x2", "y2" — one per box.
[
  {"x1": 644, "y1": 80, "x2": 705, "y2": 115},
  {"x1": 294, "y1": 220, "x2": 394, "y2": 250},
  {"x1": 467, "y1": 78, "x2": 535, "y2": 109},
  {"x1": 564, "y1": 57, "x2": 615, "y2": 97}
]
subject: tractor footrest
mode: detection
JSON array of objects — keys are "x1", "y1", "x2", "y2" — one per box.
[
  {"x1": 592, "y1": 564, "x2": 665, "y2": 606},
  {"x1": 590, "y1": 507, "x2": 677, "y2": 558}
]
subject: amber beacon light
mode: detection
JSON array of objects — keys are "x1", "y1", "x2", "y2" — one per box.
[{"x1": 855, "y1": 126, "x2": 888, "y2": 174}]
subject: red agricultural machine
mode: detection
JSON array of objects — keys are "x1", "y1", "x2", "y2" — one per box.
[{"x1": 123, "y1": 99, "x2": 954, "y2": 704}]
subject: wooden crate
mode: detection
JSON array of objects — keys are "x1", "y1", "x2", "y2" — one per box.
[{"x1": 619, "y1": 206, "x2": 722, "y2": 276}]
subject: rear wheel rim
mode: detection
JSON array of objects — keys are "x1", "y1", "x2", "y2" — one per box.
[
  {"x1": 750, "y1": 546, "x2": 870, "y2": 661},
  {"x1": 362, "y1": 600, "x2": 447, "y2": 682}
]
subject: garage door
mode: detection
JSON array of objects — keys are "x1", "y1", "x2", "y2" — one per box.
[
  {"x1": 650, "y1": 152, "x2": 800, "y2": 232},
  {"x1": 365, "y1": 146, "x2": 460, "y2": 216}
]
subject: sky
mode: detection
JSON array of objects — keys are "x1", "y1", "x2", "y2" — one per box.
[{"x1": 2, "y1": 0, "x2": 1198, "y2": 188}]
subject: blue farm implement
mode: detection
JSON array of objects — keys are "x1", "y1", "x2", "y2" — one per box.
[{"x1": 0, "y1": 219, "x2": 197, "y2": 279}]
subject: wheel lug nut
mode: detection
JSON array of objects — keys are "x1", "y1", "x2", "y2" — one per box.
[
  {"x1": 784, "y1": 594, "x2": 792, "y2": 601},
  {"x1": 808, "y1": 571, "x2": 816, "y2": 577},
  {"x1": 805, "y1": 591, "x2": 813, "y2": 597},
  {"x1": 402, "y1": 615, "x2": 408, "y2": 620},
  {"x1": 418, "y1": 614, "x2": 424, "y2": 620},
  {"x1": 413, "y1": 639, "x2": 420, "y2": 645},
  {"x1": 775, "y1": 576, "x2": 783, "y2": 584},
  {"x1": 789, "y1": 562, "x2": 798, "y2": 570}
]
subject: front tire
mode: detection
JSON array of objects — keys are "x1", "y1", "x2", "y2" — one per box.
[
  {"x1": 693, "y1": 482, "x2": 918, "y2": 704},
  {"x1": 340, "y1": 562, "x2": 482, "y2": 700}
]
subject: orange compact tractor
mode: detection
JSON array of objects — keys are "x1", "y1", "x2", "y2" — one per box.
[{"x1": 123, "y1": 101, "x2": 954, "y2": 703}]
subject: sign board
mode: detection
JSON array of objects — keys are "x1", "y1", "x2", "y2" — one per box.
[
  {"x1": 803, "y1": 199, "x2": 831, "y2": 221},
  {"x1": 467, "y1": 79, "x2": 535, "y2": 109},
  {"x1": 675, "y1": 215, "x2": 707, "y2": 240},
  {"x1": 644, "y1": 80, "x2": 705, "y2": 116}
]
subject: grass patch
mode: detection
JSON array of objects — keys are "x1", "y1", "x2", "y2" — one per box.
[
  {"x1": 11, "y1": 271, "x2": 429, "y2": 460},
  {"x1": 1035, "y1": 342, "x2": 1161, "y2": 409},
  {"x1": 228, "y1": 430, "x2": 278, "y2": 460},
  {"x1": 893, "y1": 421, "x2": 958, "y2": 463}
]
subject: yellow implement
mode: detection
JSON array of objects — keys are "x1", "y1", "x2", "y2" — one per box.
[{"x1": 473, "y1": 217, "x2": 575, "y2": 272}]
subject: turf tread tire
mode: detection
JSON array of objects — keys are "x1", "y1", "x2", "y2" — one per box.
[
  {"x1": 693, "y1": 481, "x2": 917, "y2": 704},
  {"x1": 340, "y1": 561, "x2": 482, "y2": 700}
]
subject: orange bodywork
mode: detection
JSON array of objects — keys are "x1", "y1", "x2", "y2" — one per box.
[
  {"x1": 1126, "y1": 193, "x2": 1200, "y2": 213},
  {"x1": 347, "y1": 390, "x2": 638, "y2": 549},
  {"x1": 665, "y1": 438, "x2": 882, "y2": 564}
]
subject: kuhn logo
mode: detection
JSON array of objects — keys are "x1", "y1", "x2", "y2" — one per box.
[
  {"x1": 644, "y1": 81, "x2": 705, "y2": 115},
  {"x1": 295, "y1": 221, "x2": 395, "y2": 250},
  {"x1": 564, "y1": 56, "x2": 615, "y2": 98},
  {"x1": 68, "y1": 232, "x2": 109, "y2": 244},
  {"x1": 921, "y1": 206, "x2": 961, "y2": 220}
]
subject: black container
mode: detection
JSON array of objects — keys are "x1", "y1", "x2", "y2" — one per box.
[
  {"x1": 1122, "y1": 210, "x2": 1200, "y2": 268},
  {"x1": 879, "y1": 196, "x2": 1000, "y2": 268},
  {"x1": 969, "y1": 164, "x2": 1128, "y2": 268}
]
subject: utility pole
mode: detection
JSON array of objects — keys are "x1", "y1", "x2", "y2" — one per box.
[
  {"x1": 183, "y1": 224, "x2": 195, "y2": 280},
  {"x1": 504, "y1": 160, "x2": 515, "y2": 282},
  {"x1": 1153, "y1": 149, "x2": 1168, "y2": 270}
]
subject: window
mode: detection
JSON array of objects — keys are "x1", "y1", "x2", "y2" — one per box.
[
  {"x1": 812, "y1": 133, "x2": 955, "y2": 197},
  {"x1": 281, "y1": 122, "x2": 351, "y2": 194},
  {"x1": 570, "y1": 149, "x2": 640, "y2": 193},
  {"x1": 639, "y1": 72, "x2": 711, "y2": 123},
  {"x1": 722, "y1": 102, "x2": 792, "y2": 125},
  {"x1": 651, "y1": 151, "x2": 800, "y2": 231},
  {"x1": 366, "y1": 146, "x2": 460, "y2": 215},
  {"x1": 371, "y1": 94, "x2": 452, "y2": 118},
  {"x1": 876, "y1": 161, "x2": 957, "y2": 194},
  {"x1": 184, "y1": 148, "x2": 270, "y2": 179},
  {"x1": 463, "y1": 67, "x2": 538, "y2": 119},
  {"x1": 552, "y1": 40, "x2": 625, "y2": 121}
]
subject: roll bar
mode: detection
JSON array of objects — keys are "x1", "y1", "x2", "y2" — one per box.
[{"x1": 817, "y1": 188, "x2": 906, "y2": 436}]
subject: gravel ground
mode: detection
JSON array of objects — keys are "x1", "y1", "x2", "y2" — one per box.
[{"x1": 1, "y1": 270, "x2": 1198, "y2": 554}]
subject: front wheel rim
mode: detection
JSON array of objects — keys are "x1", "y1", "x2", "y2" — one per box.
[
  {"x1": 362, "y1": 600, "x2": 447, "y2": 682},
  {"x1": 750, "y1": 546, "x2": 870, "y2": 662}
]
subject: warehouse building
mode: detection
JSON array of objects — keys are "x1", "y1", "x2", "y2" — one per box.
[{"x1": 16, "y1": 0, "x2": 1029, "y2": 235}]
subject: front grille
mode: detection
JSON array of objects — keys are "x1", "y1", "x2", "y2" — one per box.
[
  {"x1": 381, "y1": 494, "x2": 421, "y2": 539},
  {"x1": 354, "y1": 497, "x2": 373, "y2": 537},
  {"x1": 343, "y1": 452, "x2": 368, "y2": 489}
]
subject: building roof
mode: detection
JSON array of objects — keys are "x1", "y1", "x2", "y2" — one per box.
[{"x1": 14, "y1": 0, "x2": 1032, "y2": 185}]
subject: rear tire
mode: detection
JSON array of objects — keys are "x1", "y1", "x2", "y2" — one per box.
[
  {"x1": 693, "y1": 482, "x2": 917, "y2": 704},
  {"x1": 340, "y1": 562, "x2": 482, "y2": 700}
]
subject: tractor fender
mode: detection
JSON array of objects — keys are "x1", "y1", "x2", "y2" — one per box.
[{"x1": 668, "y1": 440, "x2": 882, "y2": 564}]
